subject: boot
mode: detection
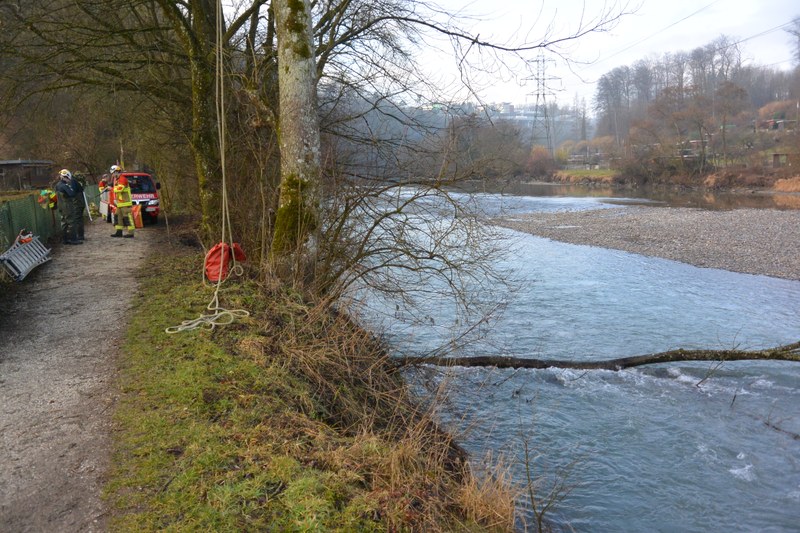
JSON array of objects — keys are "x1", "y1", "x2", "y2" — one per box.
[
  {"x1": 123, "y1": 234, "x2": 134, "y2": 239},
  {"x1": 111, "y1": 229, "x2": 123, "y2": 237}
]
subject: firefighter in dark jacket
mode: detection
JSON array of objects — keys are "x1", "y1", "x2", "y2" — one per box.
[
  {"x1": 111, "y1": 175, "x2": 135, "y2": 238},
  {"x1": 69, "y1": 172, "x2": 85, "y2": 241},
  {"x1": 54, "y1": 169, "x2": 83, "y2": 245}
]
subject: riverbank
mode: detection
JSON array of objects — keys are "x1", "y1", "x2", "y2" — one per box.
[
  {"x1": 106, "y1": 243, "x2": 516, "y2": 531},
  {"x1": 495, "y1": 206, "x2": 800, "y2": 280},
  {"x1": 552, "y1": 169, "x2": 800, "y2": 194},
  {"x1": 1, "y1": 220, "x2": 517, "y2": 532}
]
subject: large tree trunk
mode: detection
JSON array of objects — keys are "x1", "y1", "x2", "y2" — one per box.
[
  {"x1": 271, "y1": 0, "x2": 321, "y2": 283},
  {"x1": 190, "y1": 58, "x2": 221, "y2": 241},
  {"x1": 397, "y1": 342, "x2": 800, "y2": 370},
  {"x1": 187, "y1": 0, "x2": 222, "y2": 242}
]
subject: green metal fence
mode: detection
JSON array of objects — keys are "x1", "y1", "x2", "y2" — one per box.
[
  {"x1": 0, "y1": 194, "x2": 59, "y2": 251},
  {"x1": 0, "y1": 188, "x2": 101, "y2": 251}
]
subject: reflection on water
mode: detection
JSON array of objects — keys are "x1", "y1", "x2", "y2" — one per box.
[{"x1": 455, "y1": 180, "x2": 800, "y2": 210}]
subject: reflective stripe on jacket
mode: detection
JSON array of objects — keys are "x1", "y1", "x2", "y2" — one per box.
[{"x1": 113, "y1": 183, "x2": 133, "y2": 207}]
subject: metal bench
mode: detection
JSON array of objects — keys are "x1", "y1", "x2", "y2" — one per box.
[{"x1": 0, "y1": 236, "x2": 52, "y2": 281}]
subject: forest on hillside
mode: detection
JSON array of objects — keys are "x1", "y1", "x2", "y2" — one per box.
[
  {"x1": 430, "y1": 29, "x2": 800, "y2": 186},
  {"x1": 2, "y1": 6, "x2": 799, "y2": 256}
]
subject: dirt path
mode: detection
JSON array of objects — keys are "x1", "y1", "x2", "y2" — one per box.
[{"x1": 0, "y1": 218, "x2": 156, "y2": 532}]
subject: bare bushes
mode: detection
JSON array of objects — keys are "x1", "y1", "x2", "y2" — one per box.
[{"x1": 703, "y1": 168, "x2": 780, "y2": 189}]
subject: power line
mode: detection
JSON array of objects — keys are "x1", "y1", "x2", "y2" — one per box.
[
  {"x1": 730, "y1": 20, "x2": 795, "y2": 47},
  {"x1": 594, "y1": 0, "x2": 723, "y2": 65},
  {"x1": 762, "y1": 57, "x2": 795, "y2": 68},
  {"x1": 591, "y1": 12, "x2": 796, "y2": 75}
]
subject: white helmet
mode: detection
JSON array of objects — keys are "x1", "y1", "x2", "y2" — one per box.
[
  {"x1": 110, "y1": 165, "x2": 121, "y2": 173},
  {"x1": 59, "y1": 168, "x2": 72, "y2": 180}
]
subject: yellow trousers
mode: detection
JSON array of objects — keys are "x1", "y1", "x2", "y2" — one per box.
[{"x1": 115, "y1": 205, "x2": 135, "y2": 235}]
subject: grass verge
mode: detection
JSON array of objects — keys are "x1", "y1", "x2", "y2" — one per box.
[{"x1": 107, "y1": 245, "x2": 517, "y2": 531}]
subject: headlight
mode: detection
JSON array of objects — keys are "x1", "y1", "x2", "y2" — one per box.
[{"x1": 148, "y1": 199, "x2": 160, "y2": 206}]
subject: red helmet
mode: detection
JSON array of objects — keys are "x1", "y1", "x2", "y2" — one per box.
[{"x1": 118, "y1": 176, "x2": 129, "y2": 186}]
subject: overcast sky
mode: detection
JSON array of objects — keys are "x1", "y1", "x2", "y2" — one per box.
[{"x1": 423, "y1": 0, "x2": 799, "y2": 106}]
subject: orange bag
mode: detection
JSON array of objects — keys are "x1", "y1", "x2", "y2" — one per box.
[
  {"x1": 204, "y1": 242, "x2": 246, "y2": 282},
  {"x1": 132, "y1": 204, "x2": 144, "y2": 228}
]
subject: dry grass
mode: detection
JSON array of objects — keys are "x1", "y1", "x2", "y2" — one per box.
[
  {"x1": 554, "y1": 169, "x2": 620, "y2": 184},
  {"x1": 109, "y1": 248, "x2": 519, "y2": 531},
  {"x1": 0, "y1": 190, "x2": 35, "y2": 203},
  {"x1": 774, "y1": 176, "x2": 800, "y2": 193},
  {"x1": 702, "y1": 168, "x2": 779, "y2": 189},
  {"x1": 456, "y1": 453, "x2": 519, "y2": 531},
  {"x1": 270, "y1": 297, "x2": 518, "y2": 530}
]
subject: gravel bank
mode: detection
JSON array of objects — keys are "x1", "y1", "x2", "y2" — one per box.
[{"x1": 495, "y1": 206, "x2": 800, "y2": 280}]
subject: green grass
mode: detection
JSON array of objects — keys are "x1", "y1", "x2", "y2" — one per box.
[
  {"x1": 108, "y1": 254, "x2": 376, "y2": 531},
  {"x1": 107, "y1": 248, "x2": 516, "y2": 531}
]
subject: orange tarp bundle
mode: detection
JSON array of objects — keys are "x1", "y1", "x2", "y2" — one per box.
[
  {"x1": 132, "y1": 204, "x2": 144, "y2": 228},
  {"x1": 204, "y1": 242, "x2": 246, "y2": 282}
]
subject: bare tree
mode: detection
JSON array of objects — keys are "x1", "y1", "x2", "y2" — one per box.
[
  {"x1": 714, "y1": 81, "x2": 748, "y2": 166},
  {"x1": 0, "y1": 0, "x2": 633, "y2": 294},
  {"x1": 271, "y1": 0, "x2": 322, "y2": 282}
]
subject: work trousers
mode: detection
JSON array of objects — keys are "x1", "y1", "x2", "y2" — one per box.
[
  {"x1": 114, "y1": 205, "x2": 135, "y2": 236},
  {"x1": 70, "y1": 196, "x2": 85, "y2": 240},
  {"x1": 57, "y1": 194, "x2": 76, "y2": 242}
]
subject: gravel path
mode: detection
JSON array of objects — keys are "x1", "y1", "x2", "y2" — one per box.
[
  {"x1": 495, "y1": 206, "x2": 800, "y2": 280},
  {"x1": 0, "y1": 219, "x2": 156, "y2": 532}
]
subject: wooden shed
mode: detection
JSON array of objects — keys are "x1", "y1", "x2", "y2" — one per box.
[{"x1": 0, "y1": 160, "x2": 55, "y2": 190}]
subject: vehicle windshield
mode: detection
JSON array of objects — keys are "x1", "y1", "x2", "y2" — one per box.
[{"x1": 126, "y1": 175, "x2": 156, "y2": 194}]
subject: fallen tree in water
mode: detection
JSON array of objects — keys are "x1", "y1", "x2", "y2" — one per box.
[{"x1": 397, "y1": 342, "x2": 800, "y2": 370}]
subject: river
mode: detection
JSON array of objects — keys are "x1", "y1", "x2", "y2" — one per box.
[{"x1": 365, "y1": 187, "x2": 800, "y2": 532}]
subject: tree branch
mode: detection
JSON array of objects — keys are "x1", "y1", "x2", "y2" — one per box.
[{"x1": 397, "y1": 342, "x2": 800, "y2": 370}]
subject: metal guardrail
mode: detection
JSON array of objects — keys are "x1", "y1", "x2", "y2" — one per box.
[{"x1": 0, "y1": 236, "x2": 52, "y2": 281}]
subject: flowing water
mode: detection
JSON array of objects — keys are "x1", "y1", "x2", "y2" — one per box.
[{"x1": 366, "y1": 189, "x2": 800, "y2": 532}]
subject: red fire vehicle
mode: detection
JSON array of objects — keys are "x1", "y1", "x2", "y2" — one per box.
[{"x1": 99, "y1": 172, "x2": 161, "y2": 224}]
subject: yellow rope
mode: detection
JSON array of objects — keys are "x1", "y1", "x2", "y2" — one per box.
[{"x1": 166, "y1": 0, "x2": 249, "y2": 333}]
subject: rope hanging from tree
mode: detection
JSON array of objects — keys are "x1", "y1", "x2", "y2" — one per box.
[{"x1": 166, "y1": 0, "x2": 249, "y2": 334}]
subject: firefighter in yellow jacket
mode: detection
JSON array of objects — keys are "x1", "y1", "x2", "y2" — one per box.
[{"x1": 111, "y1": 175, "x2": 135, "y2": 238}]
